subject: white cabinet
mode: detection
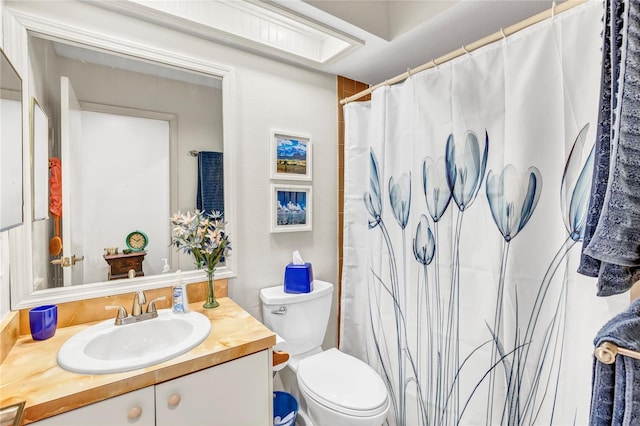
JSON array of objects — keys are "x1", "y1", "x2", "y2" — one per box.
[
  {"x1": 31, "y1": 386, "x2": 155, "y2": 426},
  {"x1": 156, "y1": 350, "x2": 272, "y2": 426},
  {"x1": 32, "y1": 350, "x2": 272, "y2": 426}
]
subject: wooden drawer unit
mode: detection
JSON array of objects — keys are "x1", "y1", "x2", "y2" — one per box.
[{"x1": 103, "y1": 251, "x2": 146, "y2": 280}]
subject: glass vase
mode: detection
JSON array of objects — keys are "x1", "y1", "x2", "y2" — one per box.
[{"x1": 203, "y1": 268, "x2": 219, "y2": 309}]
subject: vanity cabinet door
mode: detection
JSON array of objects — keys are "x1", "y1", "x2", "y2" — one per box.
[
  {"x1": 31, "y1": 386, "x2": 154, "y2": 426},
  {"x1": 155, "y1": 350, "x2": 272, "y2": 426}
]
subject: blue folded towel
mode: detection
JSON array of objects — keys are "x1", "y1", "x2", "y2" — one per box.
[
  {"x1": 196, "y1": 151, "x2": 224, "y2": 217},
  {"x1": 590, "y1": 298, "x2": 640, "y2": 425},
  {"x1": 582, "y1": 0, "x2": 640, "y2": 296}
]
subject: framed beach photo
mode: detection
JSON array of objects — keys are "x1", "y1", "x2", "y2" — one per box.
[
  {"x1": 270, "y1": 184, "x2": 312, "y2": 233},
  {"x1": 270, "y1": 130, "x2": 312, "y2": 180}
]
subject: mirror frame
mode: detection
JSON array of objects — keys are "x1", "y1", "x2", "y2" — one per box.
[{"x1": 9, "y1": 7, "x2": 238, "y2": 309}]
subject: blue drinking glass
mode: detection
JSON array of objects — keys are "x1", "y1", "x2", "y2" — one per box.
[{"x1": 29, "y1": 305, "x2": 58, "y2": 340}]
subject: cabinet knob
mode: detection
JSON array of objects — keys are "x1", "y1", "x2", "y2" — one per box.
[
  {"x1": 127, "y1": 405, "x2": 143, "y2": 420},
  {"x1": 168, "y1": 393, "x2": 181, "y2": 408}
]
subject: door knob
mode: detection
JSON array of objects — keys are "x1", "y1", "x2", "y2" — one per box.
[
  {"x1": 50, "y1": 255, "x2": 83, "y2": 267},
  {"x1": 50, "y1": 257, "x2": 71, "y2": 267}
]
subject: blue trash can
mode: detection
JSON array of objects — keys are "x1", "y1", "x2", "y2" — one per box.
[{"x1": 273, "y1": 391, "x2": 298, "y2": 426}]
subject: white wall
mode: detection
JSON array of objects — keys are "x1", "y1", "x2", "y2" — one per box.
[{"x1": 3, "y1": 1, "x2": 339, "y2": 348}]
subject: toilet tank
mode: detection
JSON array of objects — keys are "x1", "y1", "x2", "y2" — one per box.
[{"x1": 260, "y1": 280, "x2": 333, "y2": 356}]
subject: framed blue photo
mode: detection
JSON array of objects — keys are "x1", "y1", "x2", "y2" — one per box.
[
  {"x1": 270, "y1": 130, "x2": 312, "y2": 181},
  {"x1": 270, "y1": 184, "x2": 312, "y2": 233}
]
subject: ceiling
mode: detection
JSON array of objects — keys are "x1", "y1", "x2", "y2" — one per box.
[
  {"x1": 89, "y1": 0, "x2": 557, "y2": 87},
  {"x1": 281, "y1": 0, "x2": 555, "y2": 84}
]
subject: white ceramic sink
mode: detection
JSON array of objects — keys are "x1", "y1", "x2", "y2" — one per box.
[{"x1": 57, "y1": 309, "x2": 211, "y2": 374}]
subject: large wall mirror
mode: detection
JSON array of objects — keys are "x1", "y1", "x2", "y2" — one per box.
[
  {"x1": 0, "y1": 48, "x2": 24, "y2": 232},
  {"x1": 14, "y1": 26, "x2": 236, "y2": 308}
]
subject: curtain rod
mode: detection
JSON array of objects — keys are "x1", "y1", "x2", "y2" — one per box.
[{"x1": 340, "y1": 0, "x2": 587, "y2": 105}]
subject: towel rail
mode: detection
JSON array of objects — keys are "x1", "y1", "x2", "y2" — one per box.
[{"x1": 594, "y1": 342, "x2": 640, "y2": 364}]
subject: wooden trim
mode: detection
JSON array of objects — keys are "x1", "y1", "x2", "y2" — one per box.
[{"x1": 336, "y1": 76, "x2": 370, "y2": 347}]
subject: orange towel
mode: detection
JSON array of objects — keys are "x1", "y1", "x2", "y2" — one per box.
[{"x1": 49, "y1": 158, "x2": 62, "y2": 217}]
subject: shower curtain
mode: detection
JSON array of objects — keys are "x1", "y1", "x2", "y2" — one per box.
[{"x1": 341, "y1": 3, "x2": 627, "y2": 425}]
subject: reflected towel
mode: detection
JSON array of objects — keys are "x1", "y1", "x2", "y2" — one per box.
[
  {"x1": 582, "y1": 0, "x2": 640, "y2": 295},
  {"x1": 196, "y1": 151, "x2": 224, "y2": 216},
  {"x1": 48, "y1": 158, "x2": 62, "y2": 217},
  {"x1": 590, "y1": 298, "x2": 640, "y2": 425}
]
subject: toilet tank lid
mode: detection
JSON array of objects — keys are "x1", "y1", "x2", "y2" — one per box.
[{"x1": 260, "y1": 280, "x2": 333, "y2": 305}]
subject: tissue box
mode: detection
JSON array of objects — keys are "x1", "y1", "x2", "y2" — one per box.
[{"x1": 284, "y1": 263, "x2": 314, "y2": 293}]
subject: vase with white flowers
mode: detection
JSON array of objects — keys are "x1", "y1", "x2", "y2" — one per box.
[{"x1": 170, "y1": 210, "x2": 231, "y2": 309}]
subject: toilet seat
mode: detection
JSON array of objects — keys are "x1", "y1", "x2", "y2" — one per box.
[{"x1": 297, "y1": 348, "x2": 389, "y2": 418}]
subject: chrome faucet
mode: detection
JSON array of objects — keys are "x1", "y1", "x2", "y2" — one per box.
[
  {"x1": 105, "y1": 291, "x2": 166, "y2": 325},
  {"x1": 131, "y1": 290, "x2": 147, "y2": 317}
]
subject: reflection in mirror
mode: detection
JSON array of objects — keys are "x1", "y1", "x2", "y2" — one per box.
[
  {"x1": 0, "y1": 48, "x2": 23, "y2": 231},
  {"x1": 28, "y1": 34, "x2": 224, "y2": 290},
  {"x1": 31, "y1": 98, "x2": 49, "y2": 222}
]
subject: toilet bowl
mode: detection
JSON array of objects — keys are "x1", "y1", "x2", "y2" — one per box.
[
  {"x1": 260, "y1": 280, "x2": 390, "y2": 426},
  {"x1": 297, "y1": 348, "x2": 389, "y2": 426}
]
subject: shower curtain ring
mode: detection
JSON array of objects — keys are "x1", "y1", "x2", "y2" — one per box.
[
  {"x1": 551, "y1": 1, "x2": 556, "y2": 20},
  {"x1": 500, "y1": 28, "x2": 506, "y2": 39},
  {"x1": 406, "y1": 67, "x2": 412, "y2": 77},
  {"x1": 462, "y1": 45, "x2": 470, "y2": 54},
  {"x1": 430, "y1": 60, "x2": 439, "y2": 72}
]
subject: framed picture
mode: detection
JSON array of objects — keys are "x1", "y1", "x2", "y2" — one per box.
[
  {"x1": 270, "y1": 130, "x2": 312, "y2": 180},
  {"x1": 270, "y1": 184, "x2": 312, "y2": 233}
]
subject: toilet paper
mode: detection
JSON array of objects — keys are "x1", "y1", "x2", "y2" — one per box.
[{"x1": 275, "y1": 333, "x2": 291, "y2": 354}]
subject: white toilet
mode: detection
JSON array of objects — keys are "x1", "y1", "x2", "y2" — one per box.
[{"x1": 260, "y1": 280, "x2": 390, "y2": 426}]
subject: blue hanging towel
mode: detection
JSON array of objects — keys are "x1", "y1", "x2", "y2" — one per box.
[
  {"x1": 590, "y1": 298, "x2": 640, "y2": 425},
  {"x1": 196, "y1": 151, "x2": 224, "y2": 217},
  {"x1": 580, "y1": 0, "x2": 640, "y2": 296}
]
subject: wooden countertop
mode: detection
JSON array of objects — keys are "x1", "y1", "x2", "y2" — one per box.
[{"x1": 0, "y1": 297, "x2": 276, "y2": 424}]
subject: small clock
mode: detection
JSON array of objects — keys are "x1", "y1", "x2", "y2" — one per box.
[{"x1": 126, "y1": 230, "x2": 148, "y2": 252}]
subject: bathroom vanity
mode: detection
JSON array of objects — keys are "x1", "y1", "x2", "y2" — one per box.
[
  {"x1": 31, "y1": 351, "x2": 268, "y2": 425},
  {"x1": 0, "y1": 295, "x2": 276, "y2": 425}
]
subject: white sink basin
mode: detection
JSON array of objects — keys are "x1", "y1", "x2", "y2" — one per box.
[{"x1": 57, "y1": 309, "x2": 211, "y2": 374}]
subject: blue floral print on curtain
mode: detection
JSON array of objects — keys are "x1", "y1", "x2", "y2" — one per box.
[{"x1": 364, "y1": 123, "x2": 594, "y2": 426}]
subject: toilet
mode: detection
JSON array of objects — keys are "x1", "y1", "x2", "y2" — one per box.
[{"x1": 260, "y1": 280, "x2": 389, "y2": 426}]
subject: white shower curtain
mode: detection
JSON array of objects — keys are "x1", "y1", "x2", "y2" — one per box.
[{"x1": 341, "y1": 3, "x2": 628, "y2": 425}]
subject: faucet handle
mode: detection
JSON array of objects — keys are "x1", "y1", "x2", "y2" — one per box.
[
  {"x1": 105, "y1": 305, "x2": 128, "y2": 325},
  {"x1": 146, "y1": 296, "x2": 167, "y2": 314},
  {"x1": 131, "y1": 290, "x2": 147, "y2": 316}
]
